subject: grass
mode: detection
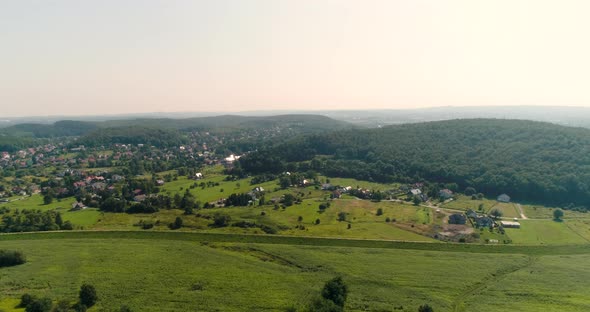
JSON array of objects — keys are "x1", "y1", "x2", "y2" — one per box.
[
  {"x1": 159, "y1": 175, "x2": 279, "y2": 204},
  {"x1": 440, "y1": 195, "x2": 497, "y2": 212},
  {"x1": 0, "y1": 194, "x2": 76, "y2": 212},
  {"x1": 520, "y1": 203, "x2": 590, "y2": 219},
  {"x1": 505, "y1": 220, "x2": 589, "y2": 245},
  {"x1": 0, "y1": 236, "x2": 589, "y2": 311},
  {"x1": 321, "y1": 176, "x2": 400, "y2": 191},
  {"x1": 2, "y1": 231, "x2": 590, "y2": 256},
  {"x1": 488, "y1": 202, "x2": 520, "y2": 218},
  {"x1": 465, "y1": 254, "x2": 590, "y2": 311}
]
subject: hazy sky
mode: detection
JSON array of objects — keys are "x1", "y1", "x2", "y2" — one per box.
[{"x1": 2, "y1": 0, "x2": 590, "y2": 117}]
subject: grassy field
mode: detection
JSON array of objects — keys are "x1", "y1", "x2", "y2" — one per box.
[
  {"x1": 440, "y1": 196, "x2": 497, "y2": 212},
  {"x1": 0, "y1": 194, "x2": 76, "y2": 212},
  {"x1": 0, "y1": 236, "x2": 589, "y2": 311},
  {"x1": 487, "y1": 202, "x2": 520, "y2": 218},
  {"x1": 321, "y1": 176, "x2": 400, "y2": 191},
  {"x1": 520, "y1": 203, "x2": 590, "y2": 219},
  {"x1": 505, "y1": 220, "x2": 590, "y2": 245}
]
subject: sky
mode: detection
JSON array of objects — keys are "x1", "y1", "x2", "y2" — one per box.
[{"x1": 2, "y1": 0, "x2": 590, "y2": 117}]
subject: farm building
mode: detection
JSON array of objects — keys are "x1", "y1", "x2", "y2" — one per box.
[
  {"x1": 500, "y1": 221, "x2": 521, "y2": 228},
  {"x1": 497, "y1": 194, "x2": 511, "y2": 202}
]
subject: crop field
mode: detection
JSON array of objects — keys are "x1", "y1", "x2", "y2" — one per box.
[{"x1": 0, "y1": 235, "x2": 589, "y2": 311}]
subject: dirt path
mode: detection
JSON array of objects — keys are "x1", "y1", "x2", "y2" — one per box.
[{"x1": 515, "y1": 203, "x2": 528, "y2": 219}]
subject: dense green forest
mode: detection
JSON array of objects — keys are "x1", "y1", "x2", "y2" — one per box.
[
  {"x1": 0, "y1": 135, "x2": 37, "y2": 152},
  {"x1": 75, "y1": 126, "x2": 188, "y2": 148},
  {"x1": 1, "y1": 120, "x2": 99, "y2": 138},
  {"x1": 240, "y1": 119, "x2": 590, "y2": 208},
  {"x1": 1, "y1": 115, "x2": 354, "y2": 138}
]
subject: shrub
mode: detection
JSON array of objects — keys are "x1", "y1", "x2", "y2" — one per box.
[
  {"x1": 321, "y1": 277, "x2": 348, "y2": 307},
  {"x1": 418, "y1": 304, "x2": 434, "y2": 312},
  {"x1": 19, "y1": 293, "x2": 35, "y2": 308},
  {"x1": 0, "y1": 250, "x2": 26, "y2": 267},
  {"x1": 25, "y1": 297, "x2": 52, "y2": 312},
  {"x1": 79, "y1": 283, "x2": 98, "y2": 307}
]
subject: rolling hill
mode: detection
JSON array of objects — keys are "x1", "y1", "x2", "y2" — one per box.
[{"x1": 240, "y1": 119, "x2": 590, "y2": 208}]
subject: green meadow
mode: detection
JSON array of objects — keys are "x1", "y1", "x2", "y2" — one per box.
[
  {"x1": 0, "y1": 234, "x2": 589, "y2": 311},
  {"x1": 505, "y1": 220, "x2": 590, "y2": 245},
  {"x1": 440, "y1": 196, "x2": 497, "y2": 212}
]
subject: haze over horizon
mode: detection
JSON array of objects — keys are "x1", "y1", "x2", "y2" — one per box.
[{"x1": 3, "y1": 0, "x2": 590, "y2": 117}]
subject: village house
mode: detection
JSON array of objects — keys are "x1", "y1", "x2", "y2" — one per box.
[
  {"x1": 409, "y1": 189, "x2": 422, "y2": 196},
  {"x1": 497, "y1": 194, "x2": 511, "y2": 203},
  {"x1": 439, "y1": 189, "x2": 454, "y2": 200},
  {"x1": 71, "y1": 202, "x2": 86, "y2": 211}
]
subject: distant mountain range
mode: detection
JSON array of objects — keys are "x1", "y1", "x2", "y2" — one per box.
[
  {"x1": 0, "y1": 114, "x2": 355, "y2": 138},
  {"x1": 2, "y1": 106, "x2": 590, "y2": 129}
]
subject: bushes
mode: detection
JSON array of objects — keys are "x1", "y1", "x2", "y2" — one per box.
[
  {"x1": 79, "y1": 283, "x2": 98, "y2": 307},
  {"x1": 19, "y1": 284, "x2": 99, "y2": 312},
  {"x1": 25, "y1": 297, "x2": 52, "y2": 312},
  {"x1": 0, "y1": 250, "x2": 25, "y2": 267}
]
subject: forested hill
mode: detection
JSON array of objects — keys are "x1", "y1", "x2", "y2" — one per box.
[
  {"x1": 0, "y1": 114, "x2": 354, "y2": 138},
  {"x1": 240, "y1": 119, "x2": 590, "y2": 208}
]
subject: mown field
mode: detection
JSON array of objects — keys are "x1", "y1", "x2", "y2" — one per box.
[{"x1": 0, "y1": 233, "x2": 589, "y2": 311}]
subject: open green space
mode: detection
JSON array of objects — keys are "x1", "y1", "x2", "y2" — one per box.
[
  {"x1": 520, "y1": 203, "x2": 589, "y2": 219},
  {"x1": 488, "y1": 202, "x2": 520, "y2": 218},
  {"x1": 0, "y1": 235, "x2": 589, "y2": 311},
  {"x1": 0, "y1": 194, "x2": 76, "y2": 212},
  {"x1": 440, "y1": 196, "x2": 497, "y2": 212},
  {"x1": 505, "y1": 220, "x2": 589, "y2": 245}
]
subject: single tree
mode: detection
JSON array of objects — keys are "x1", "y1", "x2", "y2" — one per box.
[
  {"x1": 413, "y1": 196, "x2": 421, "y2": 206},
  {"x1": 321, "y1": 277, "x2": 348, "y2": 308},
  {"x1": 464, "y1": 187, "x2": 476, "y2": 196},
  {"x1": 315, "y1": 218, "x2": 321, "y2": 225},
  {"x1": 19, "y1": 294, "x2": 35, "y2": 308},
  {"x1": 418, "y1": 304, "x2": 434, "y2": 312},
  {"x1": 79, "y1": 283, "x2": 98, "y2": 307},
  {"x1": 174, "y1": 217, "x2": 183, "y2": 229},
  {"x1": 43, "y1": 194, "x2": 53, "y2": 205},
  {"x1": 490, "y1": 209, "x2": 503, "y2": 219},
  {"x1": 337, "y1": 212, "x2": 346, "y2": 222},
  {"x1": 376, "y1": 208, "x2": 383, "y2": 216},
  {"x1": 119, "y1": 305, "x2": 132, "y2": 312},
  {"x1": 55, "y1": 213, "x2": 63, "y2": 227},
  {"x1": 553, "y1": 209, "x2": 564, "y2": 221}
]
